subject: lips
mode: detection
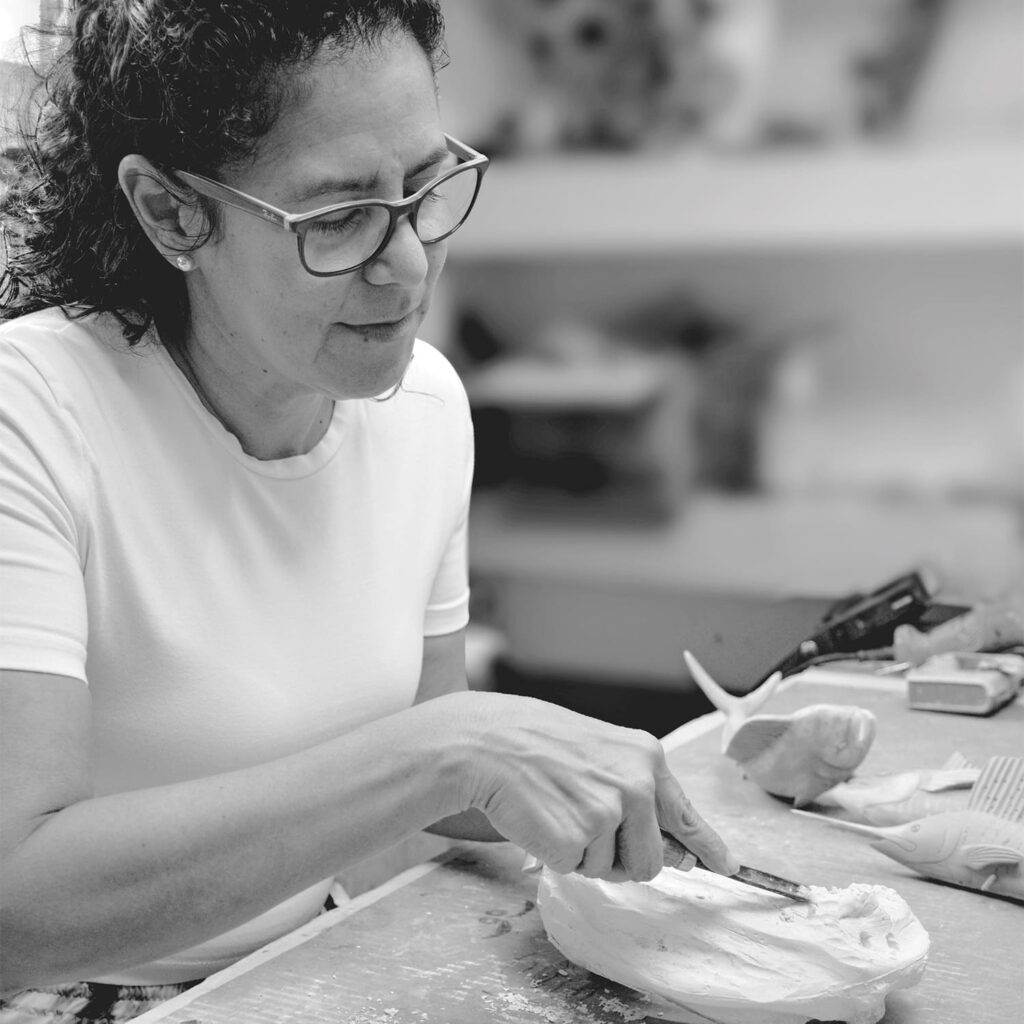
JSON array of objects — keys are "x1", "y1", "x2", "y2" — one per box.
[{"x1": 342, "y1": 309, "x2": 417, "y2": 329}]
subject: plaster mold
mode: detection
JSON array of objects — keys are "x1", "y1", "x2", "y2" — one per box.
[
  {"x1": 538, "y1": 867, "x2": 928, "y2": 1024},
  {"x1": 684, "y1": 651, "x2": 876, "y2": 806}
]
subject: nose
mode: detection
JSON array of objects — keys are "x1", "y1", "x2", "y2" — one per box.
[{"x1": 361, "y1": 211, "x2": 432, "y2": 287}]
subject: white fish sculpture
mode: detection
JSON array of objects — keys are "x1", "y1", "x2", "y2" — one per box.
[
  {"x1": 814, "y1": 752, "x2": 979, "y2": 827},
  {"x1": 538, "y1": 864, "x2": 929, "y2": 1024},
  {"x1": 684, "y1": 651, "x2": 877, "y2": 807},
  {"x1": 796, "y1": 755, "x2": 1024, "y2": 903}
]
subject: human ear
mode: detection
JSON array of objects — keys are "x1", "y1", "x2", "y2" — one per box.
[{"x1": 117, "y1": 154, "x2": 205, "y2": 262}]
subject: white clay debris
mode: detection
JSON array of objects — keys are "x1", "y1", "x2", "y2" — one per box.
[{"x1": 537, "y1": 866, "x2": 929, "y2": 1024}]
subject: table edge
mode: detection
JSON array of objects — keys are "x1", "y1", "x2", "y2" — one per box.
[{"x1": 126, "y1": 858, "x2": 447, "y2": 1023}]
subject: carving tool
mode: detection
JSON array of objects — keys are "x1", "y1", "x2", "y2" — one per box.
[
  {"x1": 523, "y1": 836, "x2": 813, "y2": 902},
  {"x1": 660, "y1": 832, "x2": 812, "y2": 903}
]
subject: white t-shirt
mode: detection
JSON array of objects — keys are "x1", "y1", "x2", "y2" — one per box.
[{"x1": 0, "y1": 308, "x2": 474, "y2": 983}]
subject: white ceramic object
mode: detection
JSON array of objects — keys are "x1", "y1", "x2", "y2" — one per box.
[
  {"x1": 815, "y1": 752, "x2": 979, "y2": 827},
  {"x1": 538, "y1": 866, "x2": 928, "y2": 1024},
  {"x1": 803, "y1": 755, "x2": 1024, "y2": 903},
  {"x1": 685, "y1": 650, "x2": 877, "y2": 806}
]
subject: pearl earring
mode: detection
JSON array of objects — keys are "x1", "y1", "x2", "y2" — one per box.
[{"x1": 174, "y1": 254, "x2": 195, "y2": 272}]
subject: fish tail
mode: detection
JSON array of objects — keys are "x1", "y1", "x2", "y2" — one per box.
[
  {"x1": 683, "y1": 651, "x2": 740, "y2": 713},
  {"x1": 967, "y1": 756, "x2": 1024, "y2": 822}
]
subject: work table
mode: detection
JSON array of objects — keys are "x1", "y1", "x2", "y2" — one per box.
[{"x1": 133, "y1": 674, "x2": 1023, "y2": 1024}]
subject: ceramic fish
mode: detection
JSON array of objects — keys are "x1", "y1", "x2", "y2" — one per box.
[
  {"x1": 813, "y1": 752, "x2": 980, "y2": 827},
  {"x1": 796, "y1": 756, "x2": 1024, "y2": 903},
  {"x1": 684, "y1": 651, "x2": 876, "y2": 807}
]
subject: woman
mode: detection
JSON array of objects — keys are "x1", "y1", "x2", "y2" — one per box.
[{"x1": 0, "y1": 2, "x2": 738, "y2": 1017}]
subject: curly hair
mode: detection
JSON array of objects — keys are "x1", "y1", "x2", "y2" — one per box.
[{"x1": 0, "y1": 0, "x2": 447, "y2": 342}]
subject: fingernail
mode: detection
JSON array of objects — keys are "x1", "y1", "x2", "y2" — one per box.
[{"x1": 521, "y1": 853, "x2": 544, "y2": 874}]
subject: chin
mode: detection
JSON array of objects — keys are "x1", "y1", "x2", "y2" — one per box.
[
  {"x1": 361, "y1": 350, "x2": 416, "y2": 401},
  {"x1": 323, "y1": 334, "x2": 416, "y2": 400}
]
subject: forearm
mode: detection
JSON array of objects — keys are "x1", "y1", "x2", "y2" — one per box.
[{"x1": 1, "y1": 693, "x2": 469, "y2": 992}]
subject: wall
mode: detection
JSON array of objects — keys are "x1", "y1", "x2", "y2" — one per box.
[{"x1": 431, "y1": 0, "x2": 1024, "y2": 687}]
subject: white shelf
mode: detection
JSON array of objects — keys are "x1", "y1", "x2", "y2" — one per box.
[
  {"x1": 470, "y1": 492, "x2": 1023, "y2": 601},
  {"x1": 454, "y1": 143, "x2": 1024, "y2": 258}
]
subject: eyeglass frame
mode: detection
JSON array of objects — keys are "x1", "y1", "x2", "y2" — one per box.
[{"x1": 171, "y1": 133, "x2": 489, "y2": 278}]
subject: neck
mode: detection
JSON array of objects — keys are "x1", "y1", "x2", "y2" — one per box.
[{"x1": 167, "y1": 341, "x2": 333, "y2": 460}]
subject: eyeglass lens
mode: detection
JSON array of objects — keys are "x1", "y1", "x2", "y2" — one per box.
[{"x1": 300, "y1": 163, "x2": 479, "y2": 274}]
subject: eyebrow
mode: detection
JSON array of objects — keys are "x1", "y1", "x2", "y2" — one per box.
[{"x1": 285, "y1": 144, "x2": 451, "y2": 205}]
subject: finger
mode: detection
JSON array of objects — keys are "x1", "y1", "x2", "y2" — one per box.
[
  {"x1": 614, "y1": 808, "x2": 664, "y2": 882},
  {"x1": 543, "y1": 843, "x2": 587, "y2": 876},
  {"x1": 670, "y1": 796, "x2": 738, "y2": 876},
  {"x1": 656, "y1": 767, "x2": 739, "y2": 876},
  {"x1": 574, "y1": 829, "x2": 618, "y2": 879}
]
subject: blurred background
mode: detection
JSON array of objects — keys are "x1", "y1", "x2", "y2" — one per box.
[
  {"x1": 3, "y1": 1, "x2": 1023, "y2": 731},
  {"x1": 432, "y1": 0, "x2": 1024, "y2": 725}
]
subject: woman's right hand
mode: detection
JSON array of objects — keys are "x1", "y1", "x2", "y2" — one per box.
[{"x1": 447, "y1": 691, "x2": 738, "y2": 883}]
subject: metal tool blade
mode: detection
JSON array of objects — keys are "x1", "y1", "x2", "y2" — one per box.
[
  {"x1": 728, "y1": 864, "x2": 812, "y2": 903},
  {"x1": 661, "y1": 832, "x2": 811, "y2": 903}
]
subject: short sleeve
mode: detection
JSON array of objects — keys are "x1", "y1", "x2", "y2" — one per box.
[
  {"x1": 0, "y1": 337, "x2": 90, "y2": 680},
  {"x1": 422, "y1": 356, "x2": 474, "y2": 637},
  {"x1": 423, "y1": 486, "x2": 471, "y2": 636}
]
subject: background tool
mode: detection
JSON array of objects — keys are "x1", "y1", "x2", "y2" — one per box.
[
  {"x1": 746, "y1": 571, "x2": 969, "y2": 689},
  {"x1": 905, "y1": 651, "x2": 1024, "y2": 715},
  {"x1": 660, "y1": 832, "x2": 811, "y2": 903},
  {"x1": 893, "y1": 585, "x2": 1024, "y2": 665}
]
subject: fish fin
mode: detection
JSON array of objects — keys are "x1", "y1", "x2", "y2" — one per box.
[
  {"x1": 683, "y1": 651, "x2": 739, "y2": 714},
  {"x1": 961, "y1": 843, "x2": 1024, "y2": 870},
  {"x1": 919, "y1": 769, "x2": 981, "y2": 793},
  {"x1": 966, "y1": 756, "x2": 1024, "y2": 822},
  {"x1": 942, "y1": 751, "x2": 977, "y2": 771},
  {"x1": 792, "y1": 779, "x2": 835, "y2": 809},
  {"x1": 724, "y1": 716, "x2": 792, "y2": 764},
  {"x1": 740, "y1": 670, "x2": 784, "y2": 717}
]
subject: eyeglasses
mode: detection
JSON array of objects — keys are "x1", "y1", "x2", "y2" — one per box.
[{"x1": 173, "y1": 134, "x2": 488, "y2": 277}]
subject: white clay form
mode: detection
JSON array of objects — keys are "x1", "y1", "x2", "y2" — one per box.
[
  {"x1": 814, "y1": 752, "x2": 979, "y2": 826},
  {"x1": 802, "y1": 755, "x2": 1024, "y2": 903},
  {"x1": 684, "y1": 651, "x2": 877, "y2": 806},
  {"x1": 538, "y1": 866, "x2": 929, "y2": 1024}
]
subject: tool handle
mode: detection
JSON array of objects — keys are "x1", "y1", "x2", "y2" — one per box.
[
  {"x1": 522, "y1": 835, "x2": 695, "y2": 875},
  {"x1": 661, "y1": 832, "x2": 698, "y2": 870}
]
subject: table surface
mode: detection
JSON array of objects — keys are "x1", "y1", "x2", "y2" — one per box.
[{"x1": 132, "y1": 675, "x2": 1024, "y2": 1024}]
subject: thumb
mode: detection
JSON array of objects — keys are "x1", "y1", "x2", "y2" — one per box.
[{"x1": 657, "y1": 767, "x2": 739, "y2": 876}]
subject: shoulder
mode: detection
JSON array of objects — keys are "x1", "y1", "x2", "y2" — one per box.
[
  {"x1": 0, "y1": 308, "x2": 166, "y2": 456},
  {"x1": 0, "y1": 312, "x2": 105, "y2": 516},
  {"x1": 1, "y1": 310, "x2": 93, "y2": 411},
  {"x1": 0, "y1": 306, "x2": 110, "y2": 344},
  {"x1": 407, "y1": 338, "x2": 469, "y2": 407},
  {"x1": 0, "y1": 308, "x2": 133, "y2": 385}
]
